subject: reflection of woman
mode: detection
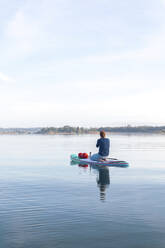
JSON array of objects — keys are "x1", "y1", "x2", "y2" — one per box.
[{"x1": 97, "y1": 167, "x2": 110, "y2": 201}]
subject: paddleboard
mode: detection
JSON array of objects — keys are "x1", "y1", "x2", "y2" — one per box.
[{"x1": 70, "y1": 154, "x2": 129, "y2": 167}]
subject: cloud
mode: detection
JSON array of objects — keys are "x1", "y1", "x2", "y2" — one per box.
[
  {"x1": 2, "y1": 1, "x2": 57, "y2": 62},
  {"x1": 0, "y1": 81, "x2": 164, "y2": 127},
  {"x1": 73, "y1": 29, "x2": 165, "y2": 65},
  {"x1": 0, "y1": 0, "x2": 165, "y2": 126},
  {"x1": 4, "y1": 10, "x2": 42, "y2": 59},
  {"x1": 0, "y1": 72, "x2": 15, "y2": 83}
]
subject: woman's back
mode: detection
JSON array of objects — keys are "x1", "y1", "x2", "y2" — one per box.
[{"x1": 96, "y1": 137, "x2": 110, "y2": 157}]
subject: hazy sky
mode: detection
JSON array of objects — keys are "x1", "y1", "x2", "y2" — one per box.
[{"x1": 0, "y1": 0, "x2": 165, "y2": 127}]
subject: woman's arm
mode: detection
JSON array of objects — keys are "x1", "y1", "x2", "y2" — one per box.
[{"x1": 96, "y1": 139, "x2": 100, "y2": 147}]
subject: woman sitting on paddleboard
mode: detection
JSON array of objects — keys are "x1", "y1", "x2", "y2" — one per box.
[{"x1": 91, "y1": 130, "x2": 110, "y2": 161}]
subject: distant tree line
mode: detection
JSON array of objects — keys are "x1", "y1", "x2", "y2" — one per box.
[
  {"x1": 98, "y1": 125, "x2": 165, "y2": 133},
  {"x1": 0, "y1": 126, "x2": 165, "y2": 134},
  {"x1": 37, "y1": 125, "x2": 165, "y2": 134},
  {"x1": 38, "y1": 126, "x2": 89, "y2": 134}
]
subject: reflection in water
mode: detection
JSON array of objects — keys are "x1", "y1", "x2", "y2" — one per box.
[
  {"x1": 78, "y1": 164, "x2": 88, "y2": 168},
  {"x1": 97, "y1": 167, "x2": 110, "y2": 201},
  {"x1": 91, "y1": 166, "x2": 110, "y2": 201},
  {"x1": 71, "y1": 161, "x2": 111, "y2": 201}
]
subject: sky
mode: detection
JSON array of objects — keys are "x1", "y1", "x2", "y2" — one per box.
[{"x1": 0, "y1": 0, "x2": 165, "y2": 127}]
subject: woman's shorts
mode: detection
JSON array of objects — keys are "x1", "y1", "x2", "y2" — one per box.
[{"x1": 90, "y1": 153, "x2": 108, "y2": 161}]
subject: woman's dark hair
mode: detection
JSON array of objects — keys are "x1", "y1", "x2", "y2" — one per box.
[{"x1": 100, "y1": 130, "x2": 106, "y2": 138}]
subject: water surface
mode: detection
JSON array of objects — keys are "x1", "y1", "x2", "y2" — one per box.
[{"x1": 0, "y1": 134, "x2": 165, "y2": 248}]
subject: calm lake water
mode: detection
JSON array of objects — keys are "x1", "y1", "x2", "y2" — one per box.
[{"x1": 0, "y1": 134, "x2": 165, "y2": 248}]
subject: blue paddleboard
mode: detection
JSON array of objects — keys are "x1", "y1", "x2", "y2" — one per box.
[{"x1": 70, "y1": 154, "x2": 129, "y2": 167}]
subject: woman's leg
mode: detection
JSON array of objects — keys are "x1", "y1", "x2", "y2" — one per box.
[{"x1": 90, "y1": 153, "x2": 100, "y2": 161}]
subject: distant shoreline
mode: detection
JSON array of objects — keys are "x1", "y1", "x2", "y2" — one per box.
[{"x1": 0, "y1": 126, "x2": 165, "y2": 135}]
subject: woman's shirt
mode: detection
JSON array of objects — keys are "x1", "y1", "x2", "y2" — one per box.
[{"x1": 96, "y1": 138, "x2": 110, "y2": 156}]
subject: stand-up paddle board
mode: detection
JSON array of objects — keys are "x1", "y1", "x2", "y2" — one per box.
[{"x1": 70, "y1": 154, "x2": 129, "y2": 167}]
